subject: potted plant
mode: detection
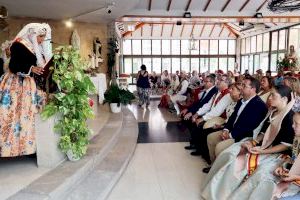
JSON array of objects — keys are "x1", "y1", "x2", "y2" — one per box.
[
  {"x1": 41, "y1": 46, "x2": 96, "y2": 161},
  {"x1": 104, "y1": 83, "x2": 135, "y2": 113}
]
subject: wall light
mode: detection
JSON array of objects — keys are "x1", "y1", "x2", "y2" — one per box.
[{"x1": 65, "y1": 19, "x2": 73, "y2": 28}]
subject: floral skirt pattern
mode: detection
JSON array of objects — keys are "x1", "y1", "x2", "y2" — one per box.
[{"x1": 0, "y1": 72, "x2": 45, "y2": 157}]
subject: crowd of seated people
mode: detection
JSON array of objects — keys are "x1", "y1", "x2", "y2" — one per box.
[{"x1": 171, "y1": 69, "x2": 300, "y2": 199}]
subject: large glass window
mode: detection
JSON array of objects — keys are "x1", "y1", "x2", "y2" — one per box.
[
  {"x1": 246, "y1": 37, "x2": 251, "y2": 54},
  {"x1": 132, "y1": 40, "x2": 141, "y2": 55},
  {"x1": 132, "y1": 58, "x2": 142, "y2": 73},
  {"x1": 181, "y1": 40, "x2": 190, "y2": 55},
  {"x1": 162, "y1": 40, "x2": 171, "y2": 55},
  {"x1": 219, "y1": 58, "x2": 227, "y2": 72},
  {"x1": 249, "y1": 55, "x2": 254, "y2": 75},
  {"x1": 278, "y1": 29, "x2": 286, "y2": 50},
  {"x1": 171, "y1": 40, "x2": 180, "y2": 55},
  {"x1": 263, "y1": 33, "x2": 269, "y2": 52},
  {"x1": 200, "y1": 58, "x2": 209, "y2": 73},
  {"x1": 171, "y1": 58, "x2": 180, "y2": 73},
  {"x1": 228, "y1": 58, "x2": 235, "y2": 72},
  {"x1": 241, "y1": 39, "x2": 246, "y2": 54},
  {"x1": 210, "y1": 58, "x2": 218, "y2": 72},
  {"x1": 260, "y1": 53, "x2": 269, "y2": 72},
  {"x1": 210, "y1": 40, "x2": 218, "y2": 55},
  {"x1": 200, "y1": 40, "x2": 209, "y2": 55},
  {"x1": 271, "y1": 32, "x2": 278, "y2": 51},
  {"x1": 190, "y1": 40, "x2": 199, "y2": 55},
  {"x1": 142, "y1": 40, "x2": 151, "y2": 55},
  {"x1": 181, "y1": 58, "x2": 190, "y2": 72},
  {"x1": 228, "y1": 40, "x2": 236, "y2": 55},
  {"x1": 256, "y1": 34, "x2": 262, "y2": 52},
  {"x1": 162, "y1": 58, "x2": 171, "y2": 72},
  {"x1": 152, "y1": 40, "x2": 161, "y2": 55},
  {"x1": 251, "y1": 36, "x2": 256, "y2": 53},
  {"x1": 152, "y1": 58, "x2": 161, "y2": 73},
  {"x1": 219, "y1": 40, "x2": 228, "y2": 55},
  {"x1": 123, "y1": 40, "x2": 132, "y2": 55},
  {"x1": 254, "y1": 55, "x2": 260, "y2": 72},
  {"x1": 124, "y1": 58, "x2": 132, "y2": 74},
  {"x1": 271, "y1": 53, "x2": 277, "y2": 72},
  {"x1": 191, "y1": 58, "x2": 199, "y2": 72},
  {"x1": 142, "y1": 58, "x2": 152, "y2": 72}
]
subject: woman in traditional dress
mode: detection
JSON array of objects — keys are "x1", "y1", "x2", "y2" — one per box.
[
  {"x1": 201, "y1": 85, "x2": 295, "y2": 200},
  {"x1": 0, "y1": 23, "x2": 52, "y2": 157}
]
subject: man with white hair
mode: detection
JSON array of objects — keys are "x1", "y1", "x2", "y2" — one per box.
[{"x1": 170, "y1": 71, "x2": 189, "y2": 115}]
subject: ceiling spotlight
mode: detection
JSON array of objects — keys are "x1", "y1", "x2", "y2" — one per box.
[
  {"x1": 65, "y1": 19, "x2": 73, "y2": 28},
  {"x1": 239, "y1": 19, "x2": 244, "y2": 26},
  {"x1": 254, "y1": 12, "x2": 263, "y2": 18},
  {"x1": 183, "y1": 12, "x2": 192, "y2": 18}
]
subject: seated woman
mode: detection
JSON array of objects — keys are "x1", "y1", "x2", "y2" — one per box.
[
  {"x1": 158, "y1": 74, "x2": 179, "y2": 108},
  {"x1": 0, "y1": 23, "x2": 52, "y2": 157},
  {"x1": 202, "y1": 85, "x2": 295, "y2": 200},
  {"x1": 160, "y1": 70, "x2": 171, "y2": 88},
  {"x1": 258, "y1": 76, "x2": 273, "y2": 104}
]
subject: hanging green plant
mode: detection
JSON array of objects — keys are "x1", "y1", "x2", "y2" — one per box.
[{"x1": 41, "y1": 46, "x2": 96, "y2": 160}]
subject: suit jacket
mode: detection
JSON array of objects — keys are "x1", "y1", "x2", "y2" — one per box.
[
  {"x1": 224, "y1": 95, "x2": 268, "y2": 142},
  {"x1": 188, "y1": 86, "x2": 218, "y2": 114}
]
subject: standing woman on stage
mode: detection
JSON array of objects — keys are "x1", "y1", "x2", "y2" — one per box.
[{"x1": 0, "y1": 23, "x2": 52, "y2": 157}]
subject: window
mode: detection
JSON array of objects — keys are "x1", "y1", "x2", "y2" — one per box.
[
  {"x1": 228, "y1": 58, "x2": 235, "y2": 72},
  {"x1": 257, "y1": 34, "x2": 262, "y2": 52},
  {"x1": 171, "y1": 40, "x2": 180, "y2": 55},
  {"x1": 244, "y1": 56, "x2": 249, "y2": 73},
  {"x1": 289, "y1": 29, "x2": 299, "y2": 51},
  {"x1": 263, "y1": 33, "x2": 269, "y2": 52},
  {"x1": 152, "y1": 40, "x2": 161, "y2": 55},
  {"x1": 162, "y1": 40, "x2": 171, "y2": 55},
  {"x1": 249, "y1": 55, "x2": 254, "y2": 75},
  {"x1": 271, "y1": 31, "x2": 278, "y2": 51},
  {"x1": 191, "y1": 58, "x2": 199, "y2": 72},
  {"x1": 200, "y1": 40, "x2": 209, "y2": 55},
  {"x1": 241, "y1": 39, "x2": 246, "y2": 54},
  {"x1": 124, "y1": 58, "x2": 132, "y2": 74},
  {"x1": 251, "y1": 36, "x2": 256, "y2": 53},
  {"x1": 132, "y1": 58, "x2": 142, "y2": 73},
  {"x1": 162, "y1": 58, "x2": 171, "y2": 72},
  {"x1": 132, "y1": 40, "x2": 141, "y2": 55},
  {"x1": 152, "y1": 58, "x2": 161, "y2": 73},
  {"x1": 142, "y1": 58, "x2": 152, "y2": 72},
  {"x1": 219, "y1": 40, "x2": 228, "y2": 55},
  {"x1": 210, "y1": 40, "x2": 218, "y2": 55},
  {"x1": 209, "y1": 58, "x2": 218, "y2": 72},
  {"x1": 200, "y1": 58, "x2": 209, "y2": 73},
  {"x1": 142, "y1": 40, "x2": 151, "y2": 55},
  {"x1": 219, "y1": 58, "x2": 227, "y2": 72},
  {"x1": 271, "y1": 53, "x2": 277, "y2": 72},
  {"x1": 181, "y1": 40, "x2": 190, "y2": 55},
  {"x1": 172, "y1": 58, "x2": 180, "y2": 73},
  {"x1": 190, "y1": 40, "x2": 199, "y2": 55},
  {"x1": 228, "y1": 40, "x2": 236, "y2": 55},
  {"x1": 278, "y1": 29, "x2": 286, "y2": 50},
  {"x1": 181, "y1": 58, "x2": 190, "y2": 72},
  {"x1": 245, "y1": 37, "x2": 250, "y2": 54},
  {"x1": 254, "y1": 55, "x2": 260, "y2": 72},
  {"x1": 123, "y1": 40, "x2": 132, "y2": 55},
  {"x1": 260, "y1": 53, "x2": 269, "y2": 72}
]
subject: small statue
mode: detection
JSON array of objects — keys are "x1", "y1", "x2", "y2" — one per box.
[{"x1": 93, "y1": 37, "x2": 102, "y2": 58}]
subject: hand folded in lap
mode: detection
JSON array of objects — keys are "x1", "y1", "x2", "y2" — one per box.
[
  {"x1": 248, "y1": 146, "x2": 265, "y2": 154},
  {"x1": 184, "y1": 112, "x2": 193, "y2": 120},
  {"x1": 241, "y1": 141, "x2": 254, "y2": 152},
  {"x1": 220, "y1": 130, "x2": 230, "y2": 140},
  {"x1": 191, "y1": 113, "x2": 199, "y2": 122},
  {"x1": 195, "y1": 117, "x2": 204, "y2": 126},
  {"x1": 31, "y1": 66, "x2": 44, "y2": 75}
]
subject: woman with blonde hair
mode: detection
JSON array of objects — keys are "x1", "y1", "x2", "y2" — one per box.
[{"x1": 0, "y1": 23, "x2": 52, "y2": 157}]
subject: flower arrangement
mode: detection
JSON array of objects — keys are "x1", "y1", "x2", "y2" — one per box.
[{"x1": 277, "y1": 54, "x2": 297, "y2": 72}]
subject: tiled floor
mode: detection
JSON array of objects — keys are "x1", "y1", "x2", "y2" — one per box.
[{"x1": 108, "y1": 99, "x2": 207, "y2": 200}]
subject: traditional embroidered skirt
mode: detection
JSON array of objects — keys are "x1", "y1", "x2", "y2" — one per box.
[{"x1": 0, "y1": 72, "x2": 45, "y2": 157}]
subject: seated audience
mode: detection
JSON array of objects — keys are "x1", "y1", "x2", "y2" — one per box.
[
  {"x1": 202, "y1": 85, "x2": 294, "y2": 200},
  {"x1": 258, "y1": 76, "x2": 273, "y2": 103},
  {"x1": 161, "y1": 70, "x2": 171, "y2": 88}
]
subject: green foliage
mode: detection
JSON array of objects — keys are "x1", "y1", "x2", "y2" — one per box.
[
  {"x1": 277, "y1": 56, "x2": 297, "y2": 71},
  {"x1": 41, "y1": 46, "x2": 96, "y2": 160},
  {"x1": 104, "y1": 84, "x2": 135, "y2": 106}
]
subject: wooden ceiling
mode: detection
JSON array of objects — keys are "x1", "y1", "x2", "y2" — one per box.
[{"x1": 117, "y1": 0, "x2": 299, "y2": 39}]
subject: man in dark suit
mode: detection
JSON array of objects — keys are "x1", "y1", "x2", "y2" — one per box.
[
  {"x1": 181, "y1": 74, "x2": 218, "y2": 149},
  {"x1": 203, "y1": 76, "x2": 268, "y2": 173},
  {"x1": 0, "y1": 58, "x2": 4, "y2": 76}
]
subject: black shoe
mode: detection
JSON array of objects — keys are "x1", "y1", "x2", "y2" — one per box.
[
  {"x1": 190, "y1": 151, "x2": 202, "y2": 156},
  {"x1": 202, "y1": 167, "x2": 211, "y2": 173},
  {"x1": 184, "y1": 145, "x2": 196, "y2": 150}
]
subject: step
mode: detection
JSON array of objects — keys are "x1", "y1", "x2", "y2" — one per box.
[
  {"x1": 8, "y1": 108, "x2": 126, "y2": 200},
  {"x1": 65, "y1": 108, "x2": 138, "y2": 200}
]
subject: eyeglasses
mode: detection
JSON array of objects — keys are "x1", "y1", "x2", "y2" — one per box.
[{"x1": 242, "y1": 83, "x2": 252, "y2": 88}]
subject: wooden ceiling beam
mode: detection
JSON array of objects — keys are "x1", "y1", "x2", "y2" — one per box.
[
  {"x1": 219, "y1": 25, "x2": 225, "y2": 37},
  {"x1": 200, "y1": 23, "x2": 205, "y2": 37},
  {"x1": 161, "y1": 23, "x2": 164, "y2": 37},
  {"x1": 239, "y1": 0, "x2": 251, "y2": 12},
  {"x1": 203, "y1": 0, "x2": 211, "y2": 12},
  {"x1": 223, "y1": 23, "x2": 238, "y2": 38},
  {"x1": 185, "y1": 0, "x2": 192, "y2": 11},
  {"x1": 221, "y1": 0, "x2": 231, "y2": 12},
  {"x1": 122, "y1": 22, "x2": 145, "y2": 38},
  {"x1": 171, "y1": 23, "x2": 175, "y2": 37},
  {"x1": 148, "y1": 0, "x2": 152, "y2": 11},
  {"x1": 167, "y1": 0, "x2": 172, "y2": 11},
  {"x1": 180, "y1": 24, "x2": 185, "y2": 37},
  {"x1": 256, "y1": 0, "x2": 268, "y2": 12},
  {"x1": 190, "y1": 23, "x2": 195, "y2": 37},
  {"x1": 209, "y1": 24, "x2": 216, "y2": 37}
]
